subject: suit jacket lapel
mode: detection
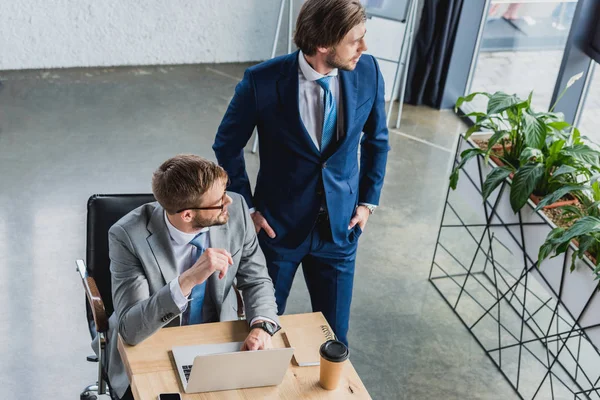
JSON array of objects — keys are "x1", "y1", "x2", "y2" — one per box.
[
  {"x1": 146, "y1": 205, "x2": 178, "y2": 285},
  {"x1": 208, "y1": 223, "x2": 229, "y2": 306},
  {"x1": 338, "y1": 68, "x2": 358, "y2": 150},
  {"x1": 277, "y1": 51, "x2": 321, "y2": 158}
]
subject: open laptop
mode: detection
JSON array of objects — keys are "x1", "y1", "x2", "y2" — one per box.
[{"x1": 172, "y1": 342, "x2": 294, "y2": 393}]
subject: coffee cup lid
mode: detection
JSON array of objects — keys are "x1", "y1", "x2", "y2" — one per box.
[{"x1": 320, "y1": 340, "x2": 349, "y2": 362}]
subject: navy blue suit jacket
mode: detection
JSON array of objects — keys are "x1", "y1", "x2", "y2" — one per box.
[{"x1": 213, "y1": 51, "x2": 389, "y2": 248}]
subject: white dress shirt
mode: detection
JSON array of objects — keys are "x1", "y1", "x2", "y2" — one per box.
[
  {"x1": 164, "y1": 212, "x2": 274, "y2": 327},
  {"x1": 298, "y1": 50, "x2": 343, "y2": 150}
]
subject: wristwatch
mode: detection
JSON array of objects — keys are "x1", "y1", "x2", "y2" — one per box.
[
  {"x1": 250, "y1": 321, "x2": 281, "y2": 336},
  {"x1": 362, "y1": 204, "x2": 376, "y2": 214}
]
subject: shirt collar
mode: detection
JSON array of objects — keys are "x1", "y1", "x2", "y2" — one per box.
[
  {"x1": 164, "y1": 211, "x2": 209, "y2": 246},
  {"x1": 298, "y1": 50, "x2": 338, "y2": 82}
]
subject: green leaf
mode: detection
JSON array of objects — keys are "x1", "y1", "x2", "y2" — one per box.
[
  {"x1": 522, "y1": 111, "x2": 547, "y2": 149},
  {"x1": 563, "y1": 144, "x2": 600, "y2": 166},
  {"x1": 591, "y1": 181, "x2": 600, "y2": 202},
  {"x1": 516, "y1": 99, "x2": 530, "y2": 110},
  {"x1": 487, "y1": 92, "x2": 521, "y2": 115},
  {"x1": 587, "y1": 173, "x2": 600, "y2": 184},
  {"x1": 572, "y1": 127, "x2": 581, "y2": 144},
  {"x1": 560, "y1": 205, "x2": 584, "y2": 218},
  {"x1": 558, "y1": 216, "x2": 600, "y2": 244},
  {"x1": 538, "y1": 227, "x2": 566, "y2": 261},
  {"x1": 587, "y1": 200, "x2": 600, "y2": 214},
  {"x1": 552, "y1": 165, "x2": 577, "y2": 178},
  {"x1": 449, "y1": 170, "x2": 459, "y2": 190},
  {"x1": 464, "y1": 124, "x2": 480, "y2": 140},
  {"x1": 556, "y1": 241, "x2": 572, "y2": 259},
  {"x1": 547, "y1": 111, "x2": 565, "y2": 121},
  {"x1": 519, "y1": 147, "x2": 543, "y2": 165},
  {"x1": 534, "y1": 184, "x2": 587, "y2": 211},
  {"x1": 510, "y1": 163, "x2": 545, "y2": 212},
  {"x1": 548, "y1": 139, "x2": 566, "y2": 156},
  {"x1": 548, "y1": 121, "x2": 571, "y2": 132},
  {"x1": 464, "y1": 111, "x2": 487, "y2": 119},
  {"x1": 449, "y1": 148, "x2": 484, "y2": 189},
  {"x1": 456, "y1": 92, "x2": 489, "y2": 110},
  {"x1": 483, "y1": 131, "x2": 510, "y2": 160},
  {"x1": 487, "y1": 130, "x2": 509, "y2": 148},
  {"x1": 505, "y1": 108, "x2": 519, "y2": 125},
  {"x1": 461, "y1": 147, "x2": 484, "y2": 159},
  {"x1": 482, "y1": 166, "x2": 513, "y2": 200},
  {"x1": 577, "y1": 235, "x2": 595, "y2": 257}
]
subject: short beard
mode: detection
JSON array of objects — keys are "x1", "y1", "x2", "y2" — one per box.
[
  {"x1": 325, "y1": 48, "x2": 354, "y2": 71},
  {"x1": 192, "y1": 212, "x2": 229, "y2": 230}
]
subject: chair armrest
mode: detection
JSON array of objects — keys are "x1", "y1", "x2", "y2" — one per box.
[{"x1": 76, "y1": 259, "x2": 109, "y2": 333}]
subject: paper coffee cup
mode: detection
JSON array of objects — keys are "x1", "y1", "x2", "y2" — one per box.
[{"x1": 319, "y1": 340, "x2": 349, "y2": 390}]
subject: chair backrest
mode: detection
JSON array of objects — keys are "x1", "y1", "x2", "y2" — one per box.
[{"x1": 85, "y1": 194, "x2": 155, "y2": 336}]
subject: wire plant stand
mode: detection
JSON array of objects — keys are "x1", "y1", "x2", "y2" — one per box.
[{"x1": 429, "y1": 135, "x2": 600, "y2": 399}]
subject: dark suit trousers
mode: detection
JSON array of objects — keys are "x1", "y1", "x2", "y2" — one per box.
[{"x1": 259, "y1": 216, "x2": 362, "y2": 346}]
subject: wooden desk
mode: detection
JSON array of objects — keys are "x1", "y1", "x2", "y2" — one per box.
[{"x1": 118, "y1": 312, "x2": 371, "y2": 399}]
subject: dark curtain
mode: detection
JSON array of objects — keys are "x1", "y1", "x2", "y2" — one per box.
[{"x1": 405, "y1": 0, "x2": 465, "y2": 108}]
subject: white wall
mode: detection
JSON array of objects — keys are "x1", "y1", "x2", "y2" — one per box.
[
  {"x1": 0, "y1": 0, "x2": 408, "y2": 101},
  {"x1": 0, "y1": 0, "x2": 282, "y2": 70}
]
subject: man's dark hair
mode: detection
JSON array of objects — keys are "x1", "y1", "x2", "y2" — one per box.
[{"x1": 294, "y1": 0, "x2": 366, "y2": 56}]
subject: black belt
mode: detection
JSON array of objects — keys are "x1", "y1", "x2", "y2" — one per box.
[
  {"x1": 315, "y1": 210, "x2": 329, "y2": 224},
  {"x1": 314, "y1": 210, "x2": 332, "y2": 241}
]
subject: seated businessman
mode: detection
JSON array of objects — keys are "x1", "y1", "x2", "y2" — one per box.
[{"x1": 97, "y1": 154, "x2": 280, "y2": 400}]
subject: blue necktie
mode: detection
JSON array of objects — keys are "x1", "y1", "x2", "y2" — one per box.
[
  {"x1": 316, "y1": 76, "x2": 337, "y2": 153},
  {"x1": 182, "y1": 232, "x2": 207, "y2": 325}
]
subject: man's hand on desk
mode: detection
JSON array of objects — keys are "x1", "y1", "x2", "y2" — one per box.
[{"x1": 241, "y1": 321, "x2": 273, "y2": 351}]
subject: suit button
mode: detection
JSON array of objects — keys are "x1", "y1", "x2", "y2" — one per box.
[{"x1": 322, "y1": 163, "x2": 327, "y2": 169}]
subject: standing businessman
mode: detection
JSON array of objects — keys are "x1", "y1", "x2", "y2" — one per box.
[{"x1": 213, "y1": 0, "x2": 389, "y2": 345}]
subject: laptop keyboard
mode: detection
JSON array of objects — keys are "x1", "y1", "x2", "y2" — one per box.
[{"x1": 182, "y1": 364, "x2": 193, "y2": 382}]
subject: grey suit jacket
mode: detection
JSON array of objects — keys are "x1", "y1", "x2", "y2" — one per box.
[{"x1": 93, "y1": 192, "x2": 279, "y2": 398}]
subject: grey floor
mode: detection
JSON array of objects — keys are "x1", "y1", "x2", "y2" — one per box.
[{"x1": 0, "y1": 64, "x2": 519, "y2": 399}]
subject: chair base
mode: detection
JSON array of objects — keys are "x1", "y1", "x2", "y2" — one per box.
[
  {"x1": 81, "y1": 383, "x2": 111, "y2": 400},
  {"x1": 80, "y1": 391, "x2": 98, "y2": 400},
  {"x1": 79, "y1": 385, "x2": 98, "y2": 400}
]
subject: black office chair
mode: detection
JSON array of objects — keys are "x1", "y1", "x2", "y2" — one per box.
[
  {"x1": 77, "y1": 194, "x2": 156, "y2": 400},
  {"x1": 76, "y1": 194, "x2": 245, "y2": 400}
]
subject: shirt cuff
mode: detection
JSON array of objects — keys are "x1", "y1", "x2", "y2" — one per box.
[
  {"x1": 359, "y1": 203, "x2": 377, "y2": 208},
  {"x1": 250, "y1": 316, "x2": 278, "y2": 329},
  {"x1": 169, "y1": 278, "x2": 190, "y2": 312},
  {"x1": 248, "y1": 207, "x2": 256, "y2": 214}
]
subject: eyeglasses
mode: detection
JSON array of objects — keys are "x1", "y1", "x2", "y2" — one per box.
[{"x1": 175, "y1": 192, "x2": 227, "y2": 214}]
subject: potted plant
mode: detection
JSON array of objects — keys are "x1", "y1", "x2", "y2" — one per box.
[
  {"x1": 538, "y1": 181, "x2": 600, "y2": 280},
  {"x1": 449, "y1": 73, "x2": 594, "y2": 214}
]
